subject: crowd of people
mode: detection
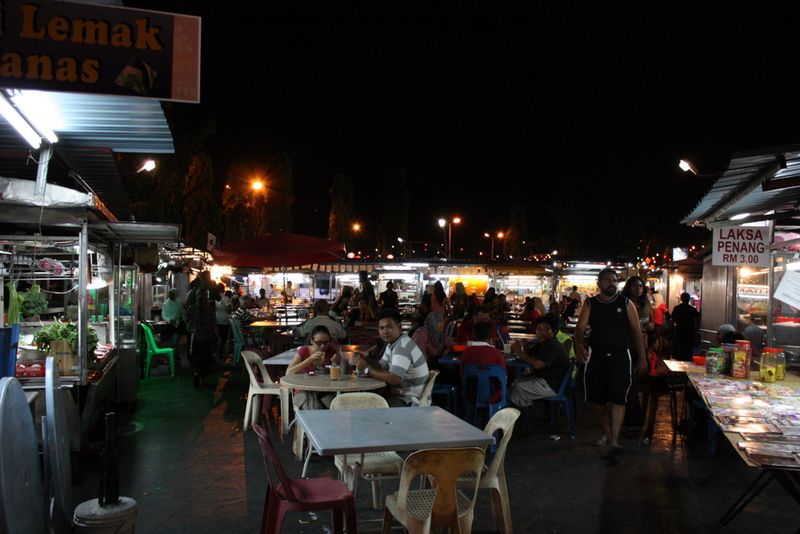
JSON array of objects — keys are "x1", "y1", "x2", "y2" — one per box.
[{"x1": 157, "y1": 267, "x2": 755, "y2": 460}]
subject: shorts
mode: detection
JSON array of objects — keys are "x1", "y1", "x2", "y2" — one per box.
[{"x1": 584, "y1": 349, "x2": 632, "y2": 405}]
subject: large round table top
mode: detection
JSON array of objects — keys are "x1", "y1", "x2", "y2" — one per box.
[
  {"x1": 280, "y1": 373, "x2": 385, "y2": 393},
  {"x1": 0, "y1": 377, "x2": 46, "y2": 534}
]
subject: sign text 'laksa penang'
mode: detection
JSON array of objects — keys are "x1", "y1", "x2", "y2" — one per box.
[
  {"x1": 0, "y1": 0, "x2": 200, "y2": 102},
  {"x1": 712, "y1": 226, "x2": 770, "y2": 267}
]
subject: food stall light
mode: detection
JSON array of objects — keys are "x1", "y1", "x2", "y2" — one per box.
[
  {"x1": 786, "y1": 261, "x2": 800, "y2": 271},
  {"x1": 0, "y1": 92, "x2": 41, "y2": 148},
  {"x1": 8, "y1": 90, "x2": 60, "y2": 143},
  {"x1": 730, "y1": 212, "x2": 750, "y2": 221},
  {"x1": 346, "y1": 252, "x2": 355, "y2": 259},
  {"x1": 87, "y1": 278, "x2": 107, "y2": 290}
]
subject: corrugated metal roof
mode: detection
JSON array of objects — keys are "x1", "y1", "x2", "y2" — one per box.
[
  {"x1": 0, "y1": 90, "x2": 175, "y2": 220},
  {"x1": 89, "y1": 221, "x2": 181, "y2": 243},
  {"x1": 682, "y1": 146, "x2": 800, "y2": 225}
]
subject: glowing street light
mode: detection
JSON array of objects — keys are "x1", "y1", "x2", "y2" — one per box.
[
  {"x1": 251, "y1": 179, "x2": 265, "y2": 191},
  {"x1": 352, "y1": 223, "x2": 362, "y2": 232},
  {"x1": 484, "y1": 231, "x2": 505, "y2": 262},
  {"x1": 438, "y1": 217, "x2": 461, "y2": 259},
  {"x1": 137, "y1": 159, "x2": 156, "y2": 173}
]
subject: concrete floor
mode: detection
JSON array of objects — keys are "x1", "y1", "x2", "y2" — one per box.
[{"x1": 74, "y1": 356, "x2": 800, "y2": 533}]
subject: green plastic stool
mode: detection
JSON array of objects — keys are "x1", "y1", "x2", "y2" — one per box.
[{"x1": 141, "y1": 323, "x2": 176, "y2": 378}]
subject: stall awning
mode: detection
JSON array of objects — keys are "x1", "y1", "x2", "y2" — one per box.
[
  {"x1": 682, "y1": 144, "x2": 800, "y2": 226},
  {"x1": 0, "y1": 91, "x2": 174, "y2": 220},
  {"x1": 89, "y1": 221, "x2": 181, "y2": 244}
]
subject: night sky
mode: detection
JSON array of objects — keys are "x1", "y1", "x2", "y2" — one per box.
[{"x1": 126, "y1": 2, "x2": 800, "y2": 258}]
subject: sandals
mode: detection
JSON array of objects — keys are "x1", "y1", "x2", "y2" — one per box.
[{"x1": 592, "y1": 435, "x2": 610, "y2": 446}]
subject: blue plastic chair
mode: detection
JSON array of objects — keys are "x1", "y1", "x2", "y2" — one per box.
[
  {"x1": 541, "y1": 360, "x2": 577, "y2": 438},
  {"x1": 0, "y1": 324, "x2": 20, "y2": 378},
  {"x1": 230, "y1": 319, "x2": 251, "y2": 366},
  {"x1": 462, "y1": 364, "x2": 507, "y2": 428},
  {"x1": 431, "y1": 382, "x2": 459, "y2": 416}
]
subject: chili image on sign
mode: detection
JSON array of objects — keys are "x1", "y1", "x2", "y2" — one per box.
[{"x1": 712, "y1": 226, "x2": 770, "y2": 267}]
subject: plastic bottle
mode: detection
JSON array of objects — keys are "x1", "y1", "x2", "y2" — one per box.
[{"x1": 719, "y1": 343, "x2": 735, "y2": 375}]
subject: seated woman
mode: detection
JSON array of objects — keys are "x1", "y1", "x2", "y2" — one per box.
[
  {"x1": 286, "y1": 325, "x2": 339, "y2": 410},
  {"x1": 330, "y1": 285, "x2": 353, "y2": 319},
  {"x1": 411, "y1": 311, "x2": 454, "y2": 364},
  {"x1": 346, "y1": 298, "x2": 376, "y2": 328}
]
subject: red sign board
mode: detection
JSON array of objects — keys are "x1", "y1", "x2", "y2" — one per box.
[{"x1": 0, "y1": 0, "x2": 200, "y2": 103}]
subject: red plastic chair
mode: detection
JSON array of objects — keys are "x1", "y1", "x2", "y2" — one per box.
[{"x1": 251, "y1": 422, "x2": 357, "y2": 534}]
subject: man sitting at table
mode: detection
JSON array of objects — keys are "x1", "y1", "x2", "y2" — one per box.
[
  {"x1": 461, "y1": 320, "x2": 506, "y2": 403},
  {"x1": 508, "y1": 315, "x2": 569, "y2": 407},
  {"x1": 256, "y1": 288, "x2": 270, "y2": 308},
  {"x1": 356, "y1": 308, "x2": 429, "y2": 407},
  {"x1": 232, "y1": 295, "x2": 256, "y2": 324},
  {"x1": 292, "y1": 300, "x2": 346, "y2": 341}
]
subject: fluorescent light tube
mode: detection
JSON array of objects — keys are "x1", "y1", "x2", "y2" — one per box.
[{"x1": 0, "y1": 93, "x2": 41, "y2": 149}]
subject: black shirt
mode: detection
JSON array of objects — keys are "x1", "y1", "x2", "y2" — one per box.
[
  {"x1": 671, "y1": 302, "x2": 699, "y2": 336},
  {"x1": 531, "y1": 337, "x2": 570, "y2": 391},
  {"x1": 587, "y1": 293, "x2": 631, "y2": 353},
  {"x1": 379, "y1": 289, "x2": 398, "y2": 309}
]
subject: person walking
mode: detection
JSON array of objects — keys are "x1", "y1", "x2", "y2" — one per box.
[
  {"x1": 575, "y1": 268, "x2": 646, "y2": 459},
  {"x1": 185, "y1": 271, "x2": 220, "y2": 389},
  {"x1": 378, "y1": 281, "x2": 399, "y2": 310}
]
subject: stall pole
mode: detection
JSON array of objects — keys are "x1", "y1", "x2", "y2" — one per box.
[{"x1": 79, "y1": 222, "x2": 88, "y2": 384}]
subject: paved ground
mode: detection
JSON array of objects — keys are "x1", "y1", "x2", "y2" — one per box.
[{"x1": 73, "y1": 355, "x2": 800, "y2": 533}]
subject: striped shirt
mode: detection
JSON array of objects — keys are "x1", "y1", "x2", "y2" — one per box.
[
  {"x1": 233, "y1": 306, "x2": 253, "y2": 324},
  {"x1": 379, "y1": 333, "x2": 429, "y2": 405}
]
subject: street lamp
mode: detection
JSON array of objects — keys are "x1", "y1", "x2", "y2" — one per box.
[
  {"x1": 484, "y1": 231, "x2": 504, "y2": 262},
  {"x1": 438, "y1": 217, "x2": 462, "y2": 259},
  {"x1": 352, "y1": 223, "x2": 361, "y2": 232}
]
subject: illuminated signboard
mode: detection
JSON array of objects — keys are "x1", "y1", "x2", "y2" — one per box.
[{"x1": 0, "y1": 0, "x2": 200, "y2": 102}]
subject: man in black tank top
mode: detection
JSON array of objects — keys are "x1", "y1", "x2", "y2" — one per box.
[{"x1": 575, "y1": 268, "x2": 647, "y2": 457}]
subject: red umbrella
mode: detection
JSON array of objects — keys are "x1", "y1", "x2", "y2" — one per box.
[{"x1": 212, "y1": 232, "x2": 345, "y2": 268}]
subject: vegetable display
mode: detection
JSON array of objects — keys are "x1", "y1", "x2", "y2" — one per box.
[
  {"x1": 5, "y1": 282, "x2": 23, "y2": 324},
  {"x1": 21, "y1": 283, "x2": 49, "y2": 317},
  {"x1": 33, "y1": 320, "x2": 98, "y2": 356}
]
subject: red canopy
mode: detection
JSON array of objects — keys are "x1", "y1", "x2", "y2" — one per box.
[{"x1": 212, "y1": 232, "x2": 346, "y2": 268}]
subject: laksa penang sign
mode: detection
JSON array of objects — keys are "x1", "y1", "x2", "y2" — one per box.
[
  {"x1": 712, "y1": 226, "x2": 770, "y2": 268},
  {"x1": 0, "y1": 0, "x2": 200, "y2": 102}
]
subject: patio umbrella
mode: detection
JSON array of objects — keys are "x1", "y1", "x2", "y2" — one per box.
[
  {"x1": 212, "y1": 232, "x2": 345, "y2": 268},
  {"x1": 212, "y1": 232, "x2": 346, "y2": 325}
]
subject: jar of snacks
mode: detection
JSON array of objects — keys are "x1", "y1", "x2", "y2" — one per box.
[
  {"x1": 719, "y1": 343, "x2": 735, "y2": 375},
  {"x1": 731, "y1": 340, "x2": 751, "y2": 379},
  {"x1": 762, "y1": 347, "x2": 786, "y2": 381},
  {"x1": 760, "y1": 349, "x2": 777, "y2": 383},
  {"x1": 705, "y1": 347, "x2": 723, "y2": 376}
]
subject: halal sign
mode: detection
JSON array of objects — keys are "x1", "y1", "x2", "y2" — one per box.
[{"x1": 712, "y1": 226, "x2": 770, "y2": 267}]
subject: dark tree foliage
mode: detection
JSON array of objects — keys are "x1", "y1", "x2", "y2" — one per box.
[
  {"x1": 328, "y1": 173, "x2": 355, "y2": 243},
  {"x1": 182, "y1": 153, "x2": 216, "y2": 248},
  {"x1": 220, "y1": 152, "x2": 294, "y2": 245},
  {"x1": 377, "y1": 169, "x2": 410, "y2": 255}
]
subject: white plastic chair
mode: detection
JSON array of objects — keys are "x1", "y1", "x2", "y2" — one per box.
[
  {"x1": 417, "y1": 370, "x2": 439, "y2": 407},
  {"x1": 241, "y1": 350, "x2": 288, "y2": 433},
  {"x1": 458, "y1": 407, "x2": 520, "y2": 534},
  {"x1": 331, "y1": 393, "x2": 404, "y2": 509},
  {"x1": 382, "y1": 447, "x2": 485, "y2": 534}
]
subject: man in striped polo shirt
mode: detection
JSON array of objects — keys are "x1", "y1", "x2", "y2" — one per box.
[{"x1": 356, "y1": 308, "x2": 429, "y2": 406}]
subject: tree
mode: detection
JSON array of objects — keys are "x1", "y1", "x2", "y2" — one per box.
[
  {"x1": 376, "y1": 169, "x2": 410, "y2": 255},
  {"x1": 220, "y1": 152, "x2": 294, "y2": 244},
  {"x1": 182, "y1": 153, "x2": 216, "y2": 248},
  {"x1": 503, "y1": 200, "x2": 528, "y2": 259},
  {"x1": 328, "y1": 173, "x2": 355, "y2": 243}
]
